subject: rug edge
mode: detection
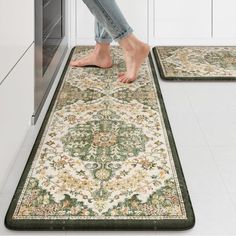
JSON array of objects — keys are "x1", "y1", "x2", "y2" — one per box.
[{"x1": 148, "y1": 53, "x2": 195, "y2": 229}]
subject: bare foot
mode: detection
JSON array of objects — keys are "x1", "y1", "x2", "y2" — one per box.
[
  {"x1": 70, "y1": 43, "x2": 113, "y2": 69},
  {"x1": 118, "y1": 40, "x2": 150, "y2": 83}
]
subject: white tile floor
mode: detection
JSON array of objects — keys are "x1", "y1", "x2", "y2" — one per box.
[{"x1": 1, "y1": 52, "x2": 236, "y2": 236}]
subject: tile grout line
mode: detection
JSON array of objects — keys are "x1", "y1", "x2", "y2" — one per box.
[
  {"x1": 185, "y1": 88, "x2": 236, "y2": 213},
  {"x1": 155, "y1": 69, "x2": 209, "y2": 149},
  {"x1": 207, "y1": 145, "x2": 236, "y2": 213}
]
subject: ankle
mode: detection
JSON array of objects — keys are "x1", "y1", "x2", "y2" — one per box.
[
  {"x1": 94, "y1": 44, "x2": 111, "y2": 57},
  {"x1": 95, "y1": 42, "x2": 110, "y2": 51},
  {"x1": 119, "y1": 34, "x2": 145, "y2": 54},
  {"x1": 120, "y1": 37, "x2": 135, "y2": 52}
]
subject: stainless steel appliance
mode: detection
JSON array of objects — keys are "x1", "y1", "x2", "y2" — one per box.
[{"x1": 33, "y1": 0, "x2": 68, "y2": 124}]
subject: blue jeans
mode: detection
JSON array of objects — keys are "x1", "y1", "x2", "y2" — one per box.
[{"x1": 82, "y1": 0, "x2": 134, "y2": 43}]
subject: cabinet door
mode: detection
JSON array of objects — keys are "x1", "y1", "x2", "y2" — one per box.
[
  {"x1": 0, "y1": 45, "x2": 34, "y2": 190},
  {"x1": 0, "y1": 0, "x2": 34, "y2": 83},
  {"x1": 213, "y1": 0, "x2": 236, "y2": 38},
  {"x1": 153, "y1": 0, "x2": 211, "y2": 38},
  {"x1": 75, "y1": 0, "x2": 148, "y2": 44}
]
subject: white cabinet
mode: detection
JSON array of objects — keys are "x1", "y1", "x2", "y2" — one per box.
[
  {"x1": 0, "y1": 45, "x2": 34, "y2": 190},
  {"x1": 0, "y1": 0, "x2": 34, "y2": 83},
  {"x1": 213, "y1": 0, "x2": 236, "y2": 38},
  {"x1": 75, "y1": 0, "x2": 148, "y2": 44},
  {"x1": 71, "y1": 0, "x2": 236, "y2": 46},
  {"x1": 149, "y1": 0, "x2": 236, "y2": 45},
  {"x1": 153, "y1": 0, "x2": 211, "y2": 39}
]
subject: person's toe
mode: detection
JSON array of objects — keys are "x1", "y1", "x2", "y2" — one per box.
[
  {"x1": 119, "y1": 74, "x2": 126, "y2": 82},
  {"x1": 124, "y1": 75, "x2": 136, "y2": 83},
  {"x1": 128, "y1": 78, "x2": 136, "y2": 83},
  {"x1": 118, "y1": 72, "x2": 125, "y2": 77},
  {"x1": 118, "y1": 72, "x2": 125, "y2": 79},
  {"x1": 122, "y1": 76, "x2": 129, "y2": 83},
  {"x1": 70, "y1": 61, "x2": 80, "y2": 67},
  {"x1": 118, "y1": 73, "x2": 136, "y2": 83},
  {"x1": 125, "y1": 77, "x2": 135, "y2": 83},
  {"x1": 72, "y1": 59, "x2": 88, "y2": 67}
]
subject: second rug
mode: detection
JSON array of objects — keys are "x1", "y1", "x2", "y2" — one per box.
[{"x1": 153, "y1": 46, "x2": 236, "y2": 81}]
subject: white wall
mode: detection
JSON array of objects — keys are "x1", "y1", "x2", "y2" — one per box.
[{"x1": 213, "y1": 0, "x2": 236, "y2": 39}]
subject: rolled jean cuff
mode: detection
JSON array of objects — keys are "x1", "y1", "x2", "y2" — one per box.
[
  {"x1": 113, "y1": 26, "x2": 134, "y2": 42},
  {"x1": 95, "y1": 37, "x2": 113, "y2": 44}
]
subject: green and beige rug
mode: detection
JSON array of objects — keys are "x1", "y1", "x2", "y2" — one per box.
[
  {"x1": 5, "y1": 46, "x2": 195, "y2": 230},
  {"x1": 153, "y1": 46, "x2": 236, "y2": 80}
]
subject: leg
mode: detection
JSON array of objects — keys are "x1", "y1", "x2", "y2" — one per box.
[
  {"x1": 118, "y1": 34, "x2": 150, "y2": 83},
  {"x1": 82, "y1": 0, "x2": 134, "y2": 42},
  {"x1": 83, "y1": 0, "x2": 150, "y2": 83},
  {"x1": 70, "y1": 17, "x2": 113, "y2": 68},
  {"x1": 75, "y1": 0, "x2": 150, "y2": 83},
  {"x1": 70, "y1": 0, "x2": 131, "y2": 69},
  {"x1": 94, "y1": 18, "x2": 113, "y2": 44}
]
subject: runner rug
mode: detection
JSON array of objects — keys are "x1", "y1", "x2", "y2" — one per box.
[
  {"x1": 5, "y1": 46, "x2": 195, "y2": 230},
  {"x1": 153, "y1": 46, "x2": 236, "y2": 81}
]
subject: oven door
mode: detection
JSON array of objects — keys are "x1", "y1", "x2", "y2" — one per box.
[{"x1": 33, "y1": 0, "x2": 68, "y2": 124}]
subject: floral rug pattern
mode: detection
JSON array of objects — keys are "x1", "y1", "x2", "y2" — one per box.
[
  {"x1": 153, "y1": 46, "x2": 236, "y2": 79},
  {"x1": 11, "y1": 46, "x2": 188, "y2": 220}
]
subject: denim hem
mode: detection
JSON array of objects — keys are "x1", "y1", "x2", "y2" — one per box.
[
  {"x1": 95, "y1": 37, "x2": 113, "y2": 44},
  {"x1": 93, "y1": 0, "x2": 123, "y2": 37},
  {"x1": 113, "y1": 27, "x2": 134, "y2": 42}
]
